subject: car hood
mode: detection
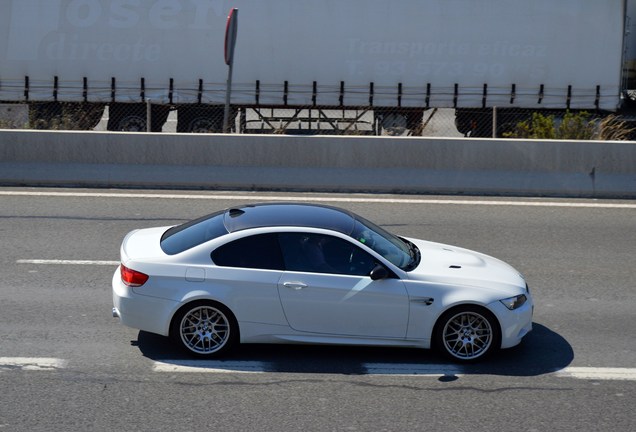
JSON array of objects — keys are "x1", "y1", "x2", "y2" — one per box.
[{"x1": 404, "y1": 238, "x2": 526, "y2": 293}]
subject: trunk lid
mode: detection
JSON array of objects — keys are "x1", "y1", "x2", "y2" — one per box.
[{"x1": 120, "y1": 227, "x2": 170, "y2": 263}]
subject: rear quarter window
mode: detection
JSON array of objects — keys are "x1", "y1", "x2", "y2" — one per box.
[{"x1": 161, "y1": 211, "x2": 227, "y2": 255}]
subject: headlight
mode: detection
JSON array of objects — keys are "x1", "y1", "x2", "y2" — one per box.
[{"x1": 500, "y1": 294, "x2": 527, "y2": 310}]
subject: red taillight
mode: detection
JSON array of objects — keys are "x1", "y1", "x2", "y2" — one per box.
[{"x1": 121, "y1": 264, "x2": 149, "y2": 287}]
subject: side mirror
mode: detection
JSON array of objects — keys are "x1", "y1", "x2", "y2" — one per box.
[{"x1": 369, "y1": 264, "x2": 389, "y2": 281}]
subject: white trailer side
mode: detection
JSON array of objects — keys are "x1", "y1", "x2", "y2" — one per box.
[{"x1": 0, "y1": 0, "x2": 627, "y2": 110}]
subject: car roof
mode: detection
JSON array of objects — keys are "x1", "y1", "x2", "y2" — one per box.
[{"x1": 223, "y1": 203, "x2": 356, "y2": 235}]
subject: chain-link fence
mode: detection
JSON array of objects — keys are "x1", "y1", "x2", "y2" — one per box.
[{"x1": 2, "y1": 98, "x2": 636, "y2": 140}]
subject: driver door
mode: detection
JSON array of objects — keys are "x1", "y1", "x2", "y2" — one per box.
[{"x1": 277, "y1": 232, "x2": 409, "y2": 338}]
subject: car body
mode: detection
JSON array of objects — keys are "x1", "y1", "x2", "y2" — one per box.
[{"x1": 112, "y1": 203, "x2": 533, "y2": 362}]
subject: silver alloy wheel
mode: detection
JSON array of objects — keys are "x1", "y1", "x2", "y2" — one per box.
[
  {"x1": 179, "y1": 305, "x2": 231, "y2": 355},
  {"x1": 442, "y1": 310, "x2": 493, "y2": 360}
]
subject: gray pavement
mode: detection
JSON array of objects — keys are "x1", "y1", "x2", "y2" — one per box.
[{"x1": 0, "y1": 188, "x2": 635, "y2": 431}]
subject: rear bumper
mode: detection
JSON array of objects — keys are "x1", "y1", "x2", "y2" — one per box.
[{"x1": 112, "y1": 267, "x2": 178, "y2": 337}]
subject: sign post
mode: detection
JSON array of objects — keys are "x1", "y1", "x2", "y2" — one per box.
[{"x1": 223, "y1": 8, "x2": 238, "y2": 133}]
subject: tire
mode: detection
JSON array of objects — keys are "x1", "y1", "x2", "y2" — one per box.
[
  {"x1": 176, "y1": 105, "x2": 224, "y2": 133},
  {"x1": 433, "y1": 305, "x2": 500, "y2": 363},
  {"x1": 454, "y1": 108, "x2": 493, "y2": 137},
  {"x1": 188, "y1": 117, "x2": 221, "y2": 133},
  {"x1": 170, "y1": 301, "x2": 239, "y2": 357},
  {"x1": 107, "y1": 103, "x2": 169, "y2": 132},
  {"x1": 116, "y1": 114, "x2": 147, "y2": 132}
]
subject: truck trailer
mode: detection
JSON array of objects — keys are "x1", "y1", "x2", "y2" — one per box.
[{"x1": 1, "y1": 0, "x2": 635, "y2": 136}]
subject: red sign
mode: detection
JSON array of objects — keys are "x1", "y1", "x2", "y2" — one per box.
[{"x1": 224, "y1": 8, "x2": 239, "y2": 66}]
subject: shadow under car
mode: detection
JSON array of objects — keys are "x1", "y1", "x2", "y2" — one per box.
[{"x1": 134, "y1": 322, "x2": 573, "y2": 378}]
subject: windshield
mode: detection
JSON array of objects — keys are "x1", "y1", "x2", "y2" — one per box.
[{"x1": 350, "y1": 217, "x2": 420, "y2": 271}]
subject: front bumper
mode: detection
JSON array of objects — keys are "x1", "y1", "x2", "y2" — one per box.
[{"x1": 488, "y1": 295, "x2": 534, "y2": 349}]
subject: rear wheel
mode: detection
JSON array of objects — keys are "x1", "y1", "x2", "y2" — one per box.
[
  {"x1": 434, "y1": 305, "x2": 500, "y2": 362},
  {"x1": 170, "y1": 301, "x2": 238, "y2": 357},
  {"x1": 176, "y1": 105, "x2": 225, "y2": 133},
  {"x1": 107, "y1": 103, "x2": 169, "y2": 132}
]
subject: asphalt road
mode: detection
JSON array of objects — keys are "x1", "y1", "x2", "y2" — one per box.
[{"x1": 1, "y1": 188, "x2": 635, "y2": 432}]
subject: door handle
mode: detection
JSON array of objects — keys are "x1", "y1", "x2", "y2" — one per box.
[{"x1": 283, "y1": 282, "x2": 307, "y2": 290}]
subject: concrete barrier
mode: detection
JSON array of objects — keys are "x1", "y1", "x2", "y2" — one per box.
[{"x1": 1, "y1": 129, "x2": 635, "y2": 197}]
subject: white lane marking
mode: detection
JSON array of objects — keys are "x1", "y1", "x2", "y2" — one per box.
[
  {"x1": 151, "y1": 361, "x2": 636, "y2": 381},
  {"x1": 16, "y1": 259, "x2": 119, "y2": 266},
  {"x1": 367, "y1": 365, "x2": 636, "y2": 381},
  {"x1": 364, "y1": 363, "x2": 463, "y2": 376},
  {"x1": 2, "y1": 356, "x2": 634, "y2": 380},
  {"x1": 555, "y1": 367, "x2": 636, "y2": 381},
  {"x1": 1, "y1": 190, "x2": 635, "y2": 209},
  {"x1": 0, "y1": 357, "x2": 67, "y2": 371},
  {"x1": 153, "y1": 360, "x2": 264, "y2": 374},
  {"x1": 365, "y1": 365, "x2": 636, "y2": 381}
]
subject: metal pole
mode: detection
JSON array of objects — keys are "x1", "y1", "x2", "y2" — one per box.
[
  {"x1": 223, "y1": 64, "x2": 233, "y2": 133},
  {"x1": 492, "y1": 106, "x2": 497, "y2": 138},
  {"x1": 223, "y1": 8, "x2": 238, "y2": 133},
  {"x1": 146, "y1": 99, "x2": 152, "y2": 132}
]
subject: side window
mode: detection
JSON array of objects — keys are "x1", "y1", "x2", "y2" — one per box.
[
  {"x1": 212, "y1": 233, "x2": 284, "y2": 270},
  {"x1": 278, "y1": 233, "x2": 377, "y2": 276}
]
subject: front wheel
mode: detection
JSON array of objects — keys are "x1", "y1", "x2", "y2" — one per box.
[
  {"x1": 170, "y1": 301, "x2": 238, "y2": 357},
  {"x1": 434, "y1": 306, "x2": 500, "y2": 362}
]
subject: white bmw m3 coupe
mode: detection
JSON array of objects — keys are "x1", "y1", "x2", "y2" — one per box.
[{"x1": 112, "y1": 203, "x2": 533, "y2": 362}]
